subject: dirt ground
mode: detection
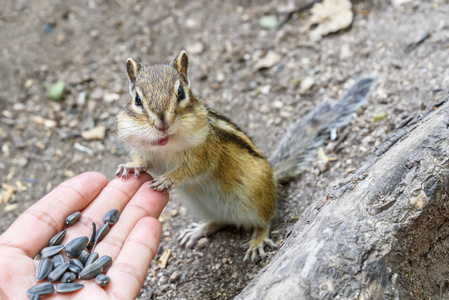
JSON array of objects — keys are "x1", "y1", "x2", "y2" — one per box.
[{"x1": 1, "y1": 0, "x2": 448, "y2": 299}]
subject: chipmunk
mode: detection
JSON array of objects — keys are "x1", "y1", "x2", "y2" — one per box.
[{"x1": 116, "y1": 50, "x2": 375, "y2": 261}]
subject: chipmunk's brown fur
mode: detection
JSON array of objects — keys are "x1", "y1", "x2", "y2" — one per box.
[
  {"x1": 117, "y1": 51, "x2": 376, "y2": 261},
  {"x1": 117, "y1": 51, "x2": 277, "y2": 261}
]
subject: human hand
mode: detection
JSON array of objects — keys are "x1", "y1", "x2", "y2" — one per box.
[{"x1": 0, "y1": 172, "x2": 168, "y2": 299}]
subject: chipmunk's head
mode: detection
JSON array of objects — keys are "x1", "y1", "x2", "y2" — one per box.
[{"x1": 118, "y1": 51, "x2": 208, "y2": 152}]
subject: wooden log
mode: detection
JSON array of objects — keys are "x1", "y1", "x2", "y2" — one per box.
[{"x1": 237, "y1": 97, "x2": 449, "y2": 300}]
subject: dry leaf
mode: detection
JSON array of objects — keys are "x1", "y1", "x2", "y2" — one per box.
[
  {"x1": 317, "y1": 147, "x2": 329, "y2": 162},
  {"x1": 7, "y1": 167, "x2": 15, "y2": 181},
  {"x1": 309, "y1": 0, "x2": 353, "y2": 40},
  {"x1": 255, "y1": 51, "x2": 282, "y2": 70},
  {"x1": 1, "y1": 183, "x2": 16, "y2": 204},
  {"x1": 157, "y1": 249, "x2": 172, "y2": 268},
  {"x1": 15, "y1": 181, "x2": 27, "y2": 191},
  {"x1": 4, "y1": 203, "x2": 18, "y2": 211}
]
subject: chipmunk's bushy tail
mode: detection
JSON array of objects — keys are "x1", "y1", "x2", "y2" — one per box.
[{"x1": 270, "y1": 75, "x2": 377, "y2": 183}]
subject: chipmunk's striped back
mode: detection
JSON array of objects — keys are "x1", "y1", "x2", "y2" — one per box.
[{"x1": 207, "y1": 108, "x2": 266, "y2": 160}]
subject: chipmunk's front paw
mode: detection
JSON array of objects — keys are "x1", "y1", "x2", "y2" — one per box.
[
  {"x1": 150, "y1": 176, "x2": 173, "y2": 193},
  {"x1": 115, "y1": 164, "x2": 146, "y2": 179}
]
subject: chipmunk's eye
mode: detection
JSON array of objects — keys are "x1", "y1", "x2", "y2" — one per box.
[
  {"x1": 135, "y1": 94, "x2": 142, "y2": 107},
  {"x1": 177, "y1": 85, "x2": 185, "y2": 102}
]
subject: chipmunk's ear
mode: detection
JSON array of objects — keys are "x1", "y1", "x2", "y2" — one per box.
[
  {"x1": 174, "y1": 51, "x2": 189, "y2": 86},
  {"x1": 126, "y1": 58, "x2": 142, "y2": 86}
]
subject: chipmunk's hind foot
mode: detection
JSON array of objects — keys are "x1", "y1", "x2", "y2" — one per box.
[
  {"x1": 243, "y1": 227, "x2": 277, "y2": 262},
  {"x1": 178, "y1": 222, "x2": 224, "y2": 248}
]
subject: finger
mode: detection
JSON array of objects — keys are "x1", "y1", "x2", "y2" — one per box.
[
  {"x1": 94, "y1": 180, "x2": 168, "y2": 259},
  {"x1": 0, "y1": 172, "x2": 108, "y2": 257},
  {"x1": 63, "y1": 174, "x2": 154, "y2": 244},
  {"x1": 105, "y1": 217, "x2": 161, "y2": 299}
]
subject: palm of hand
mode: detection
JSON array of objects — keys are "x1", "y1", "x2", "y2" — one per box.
[{"x1": 0, "y1": 172, "x2": 168, "y2": 299}]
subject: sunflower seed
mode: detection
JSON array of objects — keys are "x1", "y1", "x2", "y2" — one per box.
[
  {"x1": 39, "y1": 245, "x2": 64, "y2": 259},
  {"x1": 27, "y1": 282, "x2": 54, "y2": 296},
  {"x1": 103, "y1": 209, "x2": 120, "y2": 225},
  {"x1": 68, "y1": 259, "x2": 84, "y2": 274},
  {"x1": 55, "y1": 283, "x2": 84, "y2": 293},
  {"x1": 64, "y1": 212, "x2": 81, "y2": 228},
  {"x1": 79, "y1": 250, "x2": 90, "y2": 265},
  {"x1": 47, "y1": 262, "x2": 69, "y2": 282},
  {"x1": 30, "y1": 294, "x2": 41, "y2": 300},
  {"x1": 65, "y1": 236, "x2": 89, "y2": 258},
  {"x1": 79, "y1": 255, "x2": 112, "y2": 280},
  {"x1": 86, "y1": 222, "x2": 96, "y2": 251},
  {"x1": 52, "y1": 254, "x2": 64, "y2": 268},
  {"x1": 48, "y1": 230, "x2": 67, "y2": 246},
  {"x1": 95, "y1": 255, "x2": 113, "y2": 270},
  {"x1": 94, "y1": 223, "x2": 110, "y2": 244},
  {"x1": 95, "y1": 274, "x2": 111, "y2": 287},
  {"x1": 36, "y1": 258, "x2": 54, "y2": 281},
  {"x1": 61, "y1": 272, "x2": 77, "y2": 283},
  {"x1": 85, "y1": 251, "x2": 99, "y2": 266}
]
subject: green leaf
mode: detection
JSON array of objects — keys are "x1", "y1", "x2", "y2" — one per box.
[
  {"x1": 46, "y1": 80, "x2": 65, "y2": 101},
  {"x1": 259, "y1": 15, "x2": 278, "y2": 29},
  {"x1": 373, "y1": 111, "x2": 387, "y2": 122}
]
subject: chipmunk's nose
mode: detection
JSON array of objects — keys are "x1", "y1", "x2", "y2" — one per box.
[{"x1": 154, "y1": 116, "x2": 170, "y2": 131}]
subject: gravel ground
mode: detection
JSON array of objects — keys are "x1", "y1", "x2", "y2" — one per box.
[{"x1": 1, "y1": 0, "x2": 448, "y2": 299}]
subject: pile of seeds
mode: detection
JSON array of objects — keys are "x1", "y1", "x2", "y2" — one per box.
[{"x1": 27, "y1": 209, "x2": 120, "y2": 298}]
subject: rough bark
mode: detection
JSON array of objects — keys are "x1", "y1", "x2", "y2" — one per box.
[{"x1": 237, "y1": 97, "x2": 449, "y2": 300}]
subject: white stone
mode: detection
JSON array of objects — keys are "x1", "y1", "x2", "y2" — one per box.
[
  {"x1": 300, "y1": 77, "x2": 315, "y2": 92},
  {"x1": 81, "y1": 125, "x2": 106, "y2": 140},
  {"x1": 255, "y1": 51, "x2": 282, "y2": 70}
]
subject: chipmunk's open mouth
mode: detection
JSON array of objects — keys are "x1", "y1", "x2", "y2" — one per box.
[
  {"x1": 156, "y1": 136, "x2": 169, "y2": 146},
  {"x1": 148, "y1": 136, "x2": 169, "y2": 146}
]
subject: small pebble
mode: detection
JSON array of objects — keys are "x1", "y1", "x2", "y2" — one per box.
[
  {"x1": 81, "y1": 126, "x2": 106, "y2": 140},
  {"x1": 16, "y1": 157, "x2": 28, "y2": 167},
  {"x1": 197, "y1": 237, "x2": 209, "y2": 249},
  {"x1": 300, "y1": 76, "x2": 315, "y2": 92},
  {"x1": 186, "y1": 41, "x2": 204, "y2": 54},
  {"x1": 169, "y1": 271, "x2": 181, "y2": 283}
]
